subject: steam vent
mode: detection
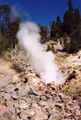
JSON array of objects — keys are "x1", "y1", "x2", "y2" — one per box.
[
  {"x1": 0, "y1": 49, "x2": 81, "y2": 120},
  {"x1": 0, "y1": 0, "x2": 81, "y2": 119}
]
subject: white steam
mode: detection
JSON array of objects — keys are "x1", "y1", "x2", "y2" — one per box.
[{"x1": 17, "y1": 22, "x2": 64, "y2": 85}]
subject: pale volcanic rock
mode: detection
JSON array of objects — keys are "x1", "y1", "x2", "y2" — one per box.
[
  {"x1": 19, "y1": 85, "x2": 31, "y2": 97},
  {"x1": 0, "y1": 112, "x2": 13, "y2": 120},
  {"x1": 67, "y1": 102, "x2": 80, "y2": 110},
  {"x1": 20, "y1": 109, "x2": 29, "y2": 119},
  {"x1": 18, "y1": 100, "x2": 29, "y2": 109},
  {"x1": 12, "y1": 74, "x2": 20, "y2": 84},
  {"x1": 0, "y1": 106, "x2": 8, "y2": 116},
  {"x1": 32, "y1": 109, "x2": 48, "y2": 120},
  {"x1": 2, "y1": 93, "x2": 11, "y2": 101}
]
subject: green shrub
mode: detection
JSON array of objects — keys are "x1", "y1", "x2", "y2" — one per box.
[
  {"x1": 0, "y1": 33, "x2": 9, "y2": 55},
  {"x1": 46, "y1": 44, "x2": 56, "y2": 53}
]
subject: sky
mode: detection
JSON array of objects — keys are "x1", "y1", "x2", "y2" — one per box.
[{"x1": 0, "y1": 0, "x2": 81, "y2": 26}]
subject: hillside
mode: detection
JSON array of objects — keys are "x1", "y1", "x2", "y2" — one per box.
[{"x1": 0, "y1": 49, "x2": 81, "y2": 120}]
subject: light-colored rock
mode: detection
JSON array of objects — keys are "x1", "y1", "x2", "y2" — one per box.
[
  {"x1": 12, "y1": 74, "x2": 20, "y2": 84},
  {"x1": 20, "y1": 110, "x2": 29, "y2": 119}
]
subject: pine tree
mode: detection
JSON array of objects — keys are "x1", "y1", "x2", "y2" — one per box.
[
  {"x1": 8, "y1": 17, "x2": 20, "y2": 48},
  {"x1": 68, "y1": 0, "x2": 73, "y2": 10},
  {"x1": 74, "y1": 8, "x2": 80, "y2": 26},
  {"x1": 63, "y1": 0, "x2": 81, "y2": 53},
  {"x1": 63, "y1": 9, "x2": 75, "y2": 35},
  {"x1": 39, "y1": 24, "x2": 47, "y2": 43},
  {"x1": 0, "y1": 3, "x2": 21, "y2": 53},
  {"x1": 2, "y1": 4, "x2": 11, "y2": 35},
  {"x1": 63, "y1": 0, "x2": 75, "y2": 35},
  {"x1": 56, "y1": 16, "x2": 62, "y2": 38},
  {"x1": 50, "y1": 21, "x2": 56, "y2": 39}
]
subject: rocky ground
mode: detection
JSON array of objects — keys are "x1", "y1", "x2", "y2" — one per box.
[
  {"x1": 55, "y1": 51, "x2": 81, "y2": 103},
  {"x1": 0, "y1": 49, "x2": 81, "y2": 120}
]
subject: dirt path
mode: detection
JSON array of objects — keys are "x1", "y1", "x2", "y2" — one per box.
[{"x1": 0, "y1": 58, "x2": 16, "y2": 88}]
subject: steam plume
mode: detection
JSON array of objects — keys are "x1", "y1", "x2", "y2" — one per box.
[
  {"x1": 17, "y1": 22, "x2": 64, "y2": 85},
  {"x1": 10, "y1": 5, "x2": 20, "y2": 22}
]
